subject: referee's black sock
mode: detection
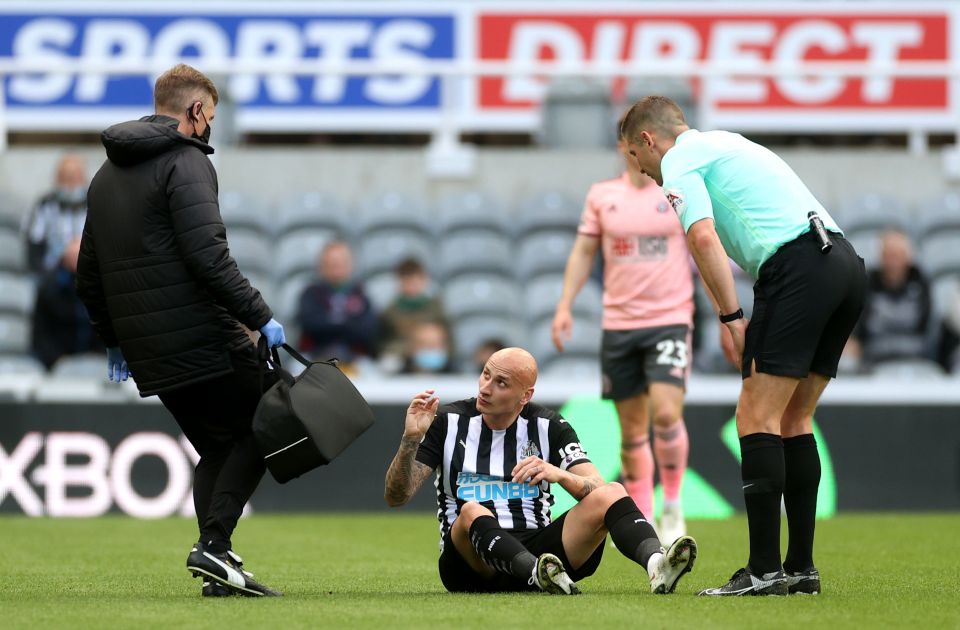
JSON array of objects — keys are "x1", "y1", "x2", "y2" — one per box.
[
  {"x1": 604, "y1": 496, "x2": 663, "y2": 571},
  {"x1": 469, "y1": 515, "x2": 537, "y2": 579},
  {"x1": 783, "y1": 433, "x2": 820, "y2": 573},
  {"x1": 740, "y1": 432, "x2": 785, "y2": 575}
]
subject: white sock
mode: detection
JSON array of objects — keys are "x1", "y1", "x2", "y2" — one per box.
[{"x1": 646, "y1": 551, "x2": 664, "y2": 575}]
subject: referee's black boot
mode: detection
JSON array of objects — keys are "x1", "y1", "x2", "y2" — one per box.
[
  {"x1": 697, "y1": 566, "x2": 788, "y2": 597},
  {"x1": 187, "y1": 543, "x2": 284, "y2": 597},
  {"x1": 785, "y1": 567, "x2": 821, "y2": 595}
]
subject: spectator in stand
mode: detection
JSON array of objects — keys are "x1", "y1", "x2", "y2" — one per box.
[
  {"x1": 379, "y1": 257, "x2": 451, "y2": 371},
  {"x1": 22, "y1": 154, "x2": 88, "y2": 276},
  {"x1": 31, "y1": 237, "x2": 104, "y2": 369},
  {"x1": 296, "y1": 240, "x2": 378, "y2": 366},
  {"x1": 935, "y1": 286, "x2": 960, "y2": 373},
  {"x1": 402, "y1": 320, "x2": 455, "y2": 375},
  {"x1": 847, "y1": 230, "x2": 932, "y2": 369}
]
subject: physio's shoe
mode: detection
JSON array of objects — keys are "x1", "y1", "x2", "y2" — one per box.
[
  {"x1": 529, "y1": 553, "x2": 580, "y2": 595},
  {"x1": 649, "y1": 535, "x2": 697, "y2": 594},
  {"x1": 785, "y1": 567, "x2": 821, "y2": 595},
  {"x1": 187, "y1": 543, "x2": 283, "y2": 597},
  {"x1": 698, "y1": 567, "x2": 789, "y2": 597},
  {"x1": 659, "y1": 503, "x2": 686, "y2": 547}
]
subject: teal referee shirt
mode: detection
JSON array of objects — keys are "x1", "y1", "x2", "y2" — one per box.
[{"x1": 661, "y1": 129, "x2": 842, "y2": 278}]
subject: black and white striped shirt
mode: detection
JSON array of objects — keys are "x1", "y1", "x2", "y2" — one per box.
[{"x1": 415, "y1": 398, "x2": 591, "y2": 541}]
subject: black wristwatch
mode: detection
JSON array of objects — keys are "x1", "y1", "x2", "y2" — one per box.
[{"x1": 719, "y1": 308, "x2": 744, "y2": 323}]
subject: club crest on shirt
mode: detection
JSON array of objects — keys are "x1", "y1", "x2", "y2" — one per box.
[
  {"x1": 519, "y1": 440, "x2": 541, "y2": 460},
  {"x1": 664, "y1": 189, "x2": 685, "y2": 215}
]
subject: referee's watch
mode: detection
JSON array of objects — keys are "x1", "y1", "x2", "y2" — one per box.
[{"x1": 719, "y1": 308, "x2": 744, "y2": 323}]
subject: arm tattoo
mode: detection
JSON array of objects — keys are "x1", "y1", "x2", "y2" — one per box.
[
  {"x1": 384, "y1": 436, "x2": 434, "y2": 506},
  {"x1": 574, "y1": 476, "x2": 599, "y2": 500}
]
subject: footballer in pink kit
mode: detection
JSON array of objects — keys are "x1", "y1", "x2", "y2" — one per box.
[{"x1": 552, "y1": 122, "x2": 695, "y2": 545}]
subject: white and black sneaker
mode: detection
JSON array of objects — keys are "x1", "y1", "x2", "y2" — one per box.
[
  {"x1": 785, "y1": 567, "x2": 821, "y2": 595},
  {"x1": 649, "y1": 535, "x2": 698, "y2": 594},
  {"x1": 698, "y1": 567, "x2": 789, "y2": 597},
  {"x1": 187, "y1": 543, "x2": 283, "y2": 597},
  {"x1": 528, "y1": 553, "x2": 581, "y2": 595}
]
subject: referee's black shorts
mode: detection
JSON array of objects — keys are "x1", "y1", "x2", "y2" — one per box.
[
  {"x1": 437, "y1": 511, "x2": 605, "y2": 593},
  {"x1": 742, "y1": 229, "x2": 866, "y2": 380}
]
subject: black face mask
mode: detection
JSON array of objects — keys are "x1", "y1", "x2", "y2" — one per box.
[{"x1": 187, "y1": 104, "x2": 211, "y2": 144}]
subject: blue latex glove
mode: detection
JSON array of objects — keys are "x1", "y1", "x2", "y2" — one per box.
[
  {"x1": 260, "y1": 318, "x2": 286, "y2": 348},
  {"x1": 107, "y1": 346, "x2": 129, "y2": 382}
]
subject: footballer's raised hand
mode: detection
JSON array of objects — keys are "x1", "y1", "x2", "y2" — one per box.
[
  {"x1": 511, "y1": 456, "x2": 563, "y2": 486},
  {"x1": 404, "y1": 389, "x2": 440, "y2": 439}
]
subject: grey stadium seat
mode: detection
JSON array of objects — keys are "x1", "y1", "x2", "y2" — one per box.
[
  {"x1": 930, "y1": 274, "x2": 960, "y2": 318},
  {"x1": 438, "y1": 232, "x2": 514, "y2": 280},
  {"x1": 523, "y1": 274, "x2": 602, "y2": 324},
  {"x1": 444, "y1": 274, "x2": 523, "y2": 320},
  {"x1": 515, "y1": 191, "x2": 582, "y2": 237},
  {"x1": 871, "y1": 358, "x2": 945, "y2": 379},
  {"x1": 276, "y1": 271, "x2": 315, "y2": 322},
  {"x1": 358, "y1": 232, "x2": 433, "y2": 277},
  {"x1": 276, "y1": 191, "x2": 346, "y2": 236},
  {"x1": 735, "y1": 274, "x2": 755, "y2": 319},
  {"x1": 528, "y1": 315, "x2": 601, "y2": 365},
  {"x1": 837, "y1": 193, "x2": 910, "y2": 231},
  {"x1": 920, "y1": 234, "x2": 960, "y2": 279},
  {"x1": 453, "y1": 315, "x2": 524, "y2": 366},
  {"x1": 243, "y1": 270, "x2": 276, "y2": 312},
  {"x1": 0, "y1": 230, "x2": 25, "y2": 273},
  {"x1": 541, "y1": 354, "x2": 600, "y2": 380},
  {"x1": 435, "y1": 191, "x2": 509, "y2": 237},
  {"x1": 0, "y1": 191, "x2": 27, "y2": 231},
  {"x1": 0, "y1": 273, "x2": 35, "y2": 316},
  {"x1": 515, "y1": 232, "x2": 576, "y2": 280},
  {"x1": 274, "y1": 228, "x2": 339, "y2": 279},
  {"x1": 362, "y1": 271, "x2": 398, "y2": 311},
  {"x1": 355, "y1": 192, "x2": 432, "y2": 238},
  {"x1": 917, "y1": 192, "x2": 960, "y2": 240},
  {"x1": 220, "y1": 191, "x2": 271, "y2": 235},
  {"x1": 0, "y1": 314, "x2": 29, "y2": 354},
  {"x1": 226, "y1": 231, "x2": 272, "y2": 276}
]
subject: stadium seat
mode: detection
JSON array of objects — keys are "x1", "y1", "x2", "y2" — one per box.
[
  {"x1": 514, "y1": 191, "x2": 582, "y2": 238},
  {"x1": 357, "y1": 232, "x2": 434, "y2": 277},
  {"x1": 515, "y1": 232, "x2": 576, "y2": 280},
  {"x1": 276, "y1": 191, "x2": 346, "y2": 236},
  {"x1": 438, "y1": 232, "x2": 514, "y2": 280},
  {"x1": 243, "y1": 270, "x2": 276, "y2": 312},
  {"x1": 930, "y1": 274, "x2": 960, "y2": 318},
  {"x1": 435, "y1": 190, "x2": 510, "y2": 238},
  {"x1": 0, "y1": 354, "x2": 46, "y2": 376},
  {"x1": 226, "y1": 231, "x2": 272, "y2": 276},
  {"x1": 0, "y1": 191, "x2": 27, "y2": 231},
  {"x1": 528, "y1": 315, "x2": 601, "y2": 365},
  {"x1": 274, "y1": 227, "x2": 339, "y2": 280},
  {"x1": 0, "y1": 230, "x2": 25, "y2": 273},
  {"x1": 916, "y1": 192, "x2": 960, "y2": 241},
  {"x1": 541, "y1": 354, "x2": 600, "y2": 380},
  {"x1": 276, "y1": 271, "x2": 315, "y2": 322},
  {"x1": 362, "y1": 271, "x2": 397, "y2": 311},
  {"x1": 452, "y1": 315, "x2": 525, "y2": 366},
  {"x1": 220, "y1": 191, "x2": 272, "y2": 235},
  {"x1": 920, "y1": 234, "x2": 960, "y2": 279},
  {"x1": 625, "y1": 76, "x2": 700, "y2": 128},
  {"x1": 0, "y1": 273, "x2": 35, "y2": 316},
  {"x1": 444, "y1": 274, "x2": 523, "y2": 321},
  {"x1": 355, "y1": 192, "x2": 432, "y2": 238},
  {"x1": 0, "y1": 314, "x2": 30, "y2": 354},
  {"x1": 523, "y1": 274, "x2": 602, "y2": 324},
  {"x1": 837, "y1": 193, "x2": 910, "y2": 231},
  {"x1": 51, "y1": 353, "x2": 111, "y2": 378}
]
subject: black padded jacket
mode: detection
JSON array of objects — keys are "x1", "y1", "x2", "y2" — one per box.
[{"x1": 76, "y1": 115, "x2": 271, "y2": 396}]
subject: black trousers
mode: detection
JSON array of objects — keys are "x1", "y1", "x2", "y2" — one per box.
[{"x1": 158, "y1": 344, "x2": 278, "y2": 548}]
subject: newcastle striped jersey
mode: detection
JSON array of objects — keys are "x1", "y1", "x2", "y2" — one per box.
[{"x1": 415, "y1": 398, "x2": 591, "y2": 541}]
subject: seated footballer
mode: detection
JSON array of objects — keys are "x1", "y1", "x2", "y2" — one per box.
[{"x1": 384, "y1": 347, "x2": 698, "y2": 594}]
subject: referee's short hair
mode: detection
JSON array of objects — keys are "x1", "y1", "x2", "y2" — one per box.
[
  {"x1": 154, "y1": 63, "x2": 220, "y2": 113},
  {"x1": 619, "y1": 96, "x2": 687, "y2": 143}
]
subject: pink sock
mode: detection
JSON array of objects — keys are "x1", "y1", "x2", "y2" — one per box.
[
  {"x1": 622, "y1": 438, "x2": 655, "y2": 519},
  {"x1": 654, "y1": 420, "x2": 689, "y2": 503}
]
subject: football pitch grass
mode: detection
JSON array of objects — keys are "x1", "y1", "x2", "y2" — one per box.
[{"x1": 2, "y1": 513, "x2": 958, "y2": 629}]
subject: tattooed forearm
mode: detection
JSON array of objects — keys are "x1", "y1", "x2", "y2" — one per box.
[
  {"x1": 573, "y1": 476, "x2": 601, "y2": 500},
  {"x1": 384, "y1": 437, "x2": 433, "y2": 507}
]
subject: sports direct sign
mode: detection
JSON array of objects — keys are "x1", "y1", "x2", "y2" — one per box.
[{"x1": 0, "y1": 1, "x2": 957, "y2": 133}]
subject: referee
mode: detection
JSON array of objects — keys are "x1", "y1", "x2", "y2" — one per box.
[
  {"x1": 77, "y1": 64, "x2": 285, "y2": 597},
  {"x1": 619, "y1": 96, "x2": 866, "y2": 596}
]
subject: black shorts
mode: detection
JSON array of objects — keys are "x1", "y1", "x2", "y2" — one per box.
[
  {"x1": 437, "y1": 511, "x2": 605, "y2": 593},
  {"x1": 743, "y1": 230, "x2": 866, "y2": 379},
  {"x1": 601, "y1": 325, "x2": 691, "y2": 400}
]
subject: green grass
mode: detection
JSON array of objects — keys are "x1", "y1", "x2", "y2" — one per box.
[{"x1": 1, "y1": 513, "x2": 958, "y2": 629}]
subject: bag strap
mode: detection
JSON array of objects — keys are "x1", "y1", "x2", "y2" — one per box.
[
  {"x1": 280, "y1": 343, "x2": 312, "y2": 367},
  {"x1": 257, "y1": 337, "x2": 294, "y2": 391}
]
